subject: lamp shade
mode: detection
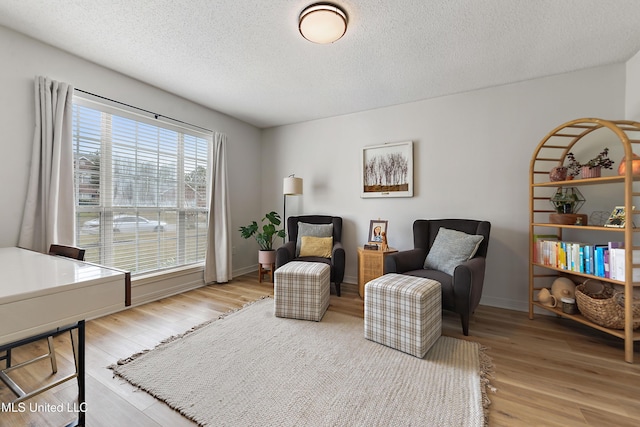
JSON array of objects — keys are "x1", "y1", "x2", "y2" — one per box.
[
  {"x1": 283, "y1": 176, "x2": 303, "y2": 195},
  {"x1": 299, "y1": 3, "x2": 348, "y2": 44}
]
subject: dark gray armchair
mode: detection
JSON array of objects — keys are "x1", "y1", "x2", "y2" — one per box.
[
  {"x1": 384, "y1": 219, "x2": 491, "y2": 335},
  {"x1": 276, "y1": 215, "x2": 345, "y2": 296}
]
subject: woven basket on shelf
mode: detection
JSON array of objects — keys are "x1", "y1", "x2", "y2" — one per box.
[{"x1": 575, "y1": 282, "x2": 640, "y2": 330}]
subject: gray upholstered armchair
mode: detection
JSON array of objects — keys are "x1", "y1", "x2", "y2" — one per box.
[
  {"x1": 276, "y1": 215, "x2": 345, "y2": 296},
  {"x1": 384, "y1": 219, "x2": 491, "y2": 335}
]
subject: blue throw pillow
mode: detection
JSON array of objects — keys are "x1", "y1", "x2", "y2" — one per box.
[{"x1": 423, "y1": 228, "x2": 484, "y2": 275}]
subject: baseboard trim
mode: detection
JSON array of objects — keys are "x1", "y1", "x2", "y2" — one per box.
[
  {"x1": 233, "y1": 265, "x2": 258, "y2": 278},
  {"x1": 479, "y1": 296, "x2": 529, "y2": 313}
]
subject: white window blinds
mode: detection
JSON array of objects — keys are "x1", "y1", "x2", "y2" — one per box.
[{"x1": 72, "y1": 96, "x2": 211, "y2": 275}]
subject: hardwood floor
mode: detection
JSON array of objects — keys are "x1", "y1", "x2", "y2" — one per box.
[{"x1": 1, "y1": 274, "x2": 639, "y2": 426}]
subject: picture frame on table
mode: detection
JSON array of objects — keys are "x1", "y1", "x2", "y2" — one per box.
[{"x1": 368, "y1": 220, "x2": 388, "y2": 244}]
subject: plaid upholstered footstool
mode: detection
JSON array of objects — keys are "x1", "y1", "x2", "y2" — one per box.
[
  {"x1": 274, "y1": 261, "x2": 330, "y2": 321},
  {"x1": 364, "y1": 274, "x2": 441, "y2": 358}
]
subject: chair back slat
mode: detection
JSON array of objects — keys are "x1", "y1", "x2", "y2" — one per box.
[{"x1": 49, "y1": 244, "x2": 86, "y2": 261}]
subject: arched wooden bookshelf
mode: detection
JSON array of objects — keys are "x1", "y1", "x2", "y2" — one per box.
[{"x1": 529, "y1": 118, "x2": 640, "y2": 363}]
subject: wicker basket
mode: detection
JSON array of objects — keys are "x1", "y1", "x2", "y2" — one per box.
[{"x1": 575, "y1": 282, "x2": 640, "y2": 330}]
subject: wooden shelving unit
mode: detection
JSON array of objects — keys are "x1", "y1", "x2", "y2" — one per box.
[{"x1": 529, "y1": 118, "x2": 640, "y2": 363}]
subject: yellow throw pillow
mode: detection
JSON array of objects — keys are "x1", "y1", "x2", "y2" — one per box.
[{"x1": 299, "y1": 236, "x2": 333, "y2": 258}]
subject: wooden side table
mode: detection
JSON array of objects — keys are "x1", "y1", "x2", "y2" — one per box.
[{"x1": 357, "y1": 247, "x2": 397, "y2": 298}]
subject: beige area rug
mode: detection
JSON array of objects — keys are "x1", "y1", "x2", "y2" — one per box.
[{"x1": 110, "y1": 297, "x2": 493, "y2": 427}]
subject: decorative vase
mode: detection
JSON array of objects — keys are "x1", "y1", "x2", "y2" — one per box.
[
  {"x1": 538, "y1": 288, "x2": 557, "y2": 308},
  {"x1": 549, "y1": 166, "x2": 568, "y2": 182},
  {"x1": 551, "y1": 277, "x2": 576, "y2": 301},
  {"x1": 581, "y1": 165, "x2": 601, "y2": 178},
  {"x1": 617, "y1": 153, "x2": 640, "y2": 176},
  {"x1": 258, "y1": 249, "x2": 276, "y2": 267}
]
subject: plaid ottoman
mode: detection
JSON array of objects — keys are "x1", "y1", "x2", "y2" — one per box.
[
  {"x1": 364, "y1": 274, "x2": 441, "y2": 358},
  {"x1": 274, "y1": 261, "x2": 330, "y2": 321}
]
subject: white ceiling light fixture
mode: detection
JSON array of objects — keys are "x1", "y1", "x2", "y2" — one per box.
[{"x1": 299, "y1": 3, "x2": 348, "y2": 44}]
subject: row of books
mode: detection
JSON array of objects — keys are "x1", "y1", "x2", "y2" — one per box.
[{"x1": 533, "y1": 236, "x2": 640, "y2": 281}]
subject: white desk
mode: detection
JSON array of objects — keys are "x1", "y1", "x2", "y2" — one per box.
[
  {"x1": 0, "y1": 247, "x2": 128, "y2": 344},
  {"x1": 0, "y1": 247, "x2": 129, "y2": 426}
]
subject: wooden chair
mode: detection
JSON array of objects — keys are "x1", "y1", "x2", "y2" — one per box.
[{"x1": 0, "y1": 244, "x2": 85, "y2": 400}]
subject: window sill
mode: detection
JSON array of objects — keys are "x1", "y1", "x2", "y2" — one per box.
[{"x1": 132, "y1": 263, "x2": 204, "y2": 286}]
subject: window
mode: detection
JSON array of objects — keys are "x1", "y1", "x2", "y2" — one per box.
[{"x1": 72, "y1": 96, "x2": 211, "y2": 275}]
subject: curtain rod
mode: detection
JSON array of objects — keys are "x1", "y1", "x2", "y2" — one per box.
[{"x1": 74, "y1": 88, "x2": 213, "y2": 133}]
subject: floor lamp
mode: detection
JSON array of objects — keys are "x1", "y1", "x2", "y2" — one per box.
[{"x1": 283, "y1": 175, "x2": 303, "y2": 242}]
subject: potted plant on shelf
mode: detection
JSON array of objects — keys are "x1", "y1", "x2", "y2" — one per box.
[
  {"x1": 239, "y1": 211, "x2": 286, "y2": 266},
  {"x1": 549, "y1": 187, "x2": 588, "y2": 225},
  {"x1": 566, "y1": 148, "x2": 614, "y2": 179}
]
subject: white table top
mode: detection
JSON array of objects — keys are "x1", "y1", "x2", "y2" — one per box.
[{"x1": 0, "y1": 247, "x2": 125, "y2": 305}]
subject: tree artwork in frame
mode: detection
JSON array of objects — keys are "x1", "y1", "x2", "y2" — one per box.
[{"x1": 361, "y1": 141, "x2": 413, "y2": 198}]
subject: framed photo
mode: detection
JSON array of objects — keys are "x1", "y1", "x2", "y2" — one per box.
[
  {"x1": 368, "y1": 220, "x2": 388, "y2": 244},
  {"x1": 604, "y1": 206, "x2": 633, "y2": 228},
  {"x1": 361, "y1": 141, "x2": 413, "y2": 198}
]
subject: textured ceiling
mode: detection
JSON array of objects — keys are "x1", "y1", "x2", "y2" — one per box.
[{"x1": 2, "y1": 0, "x2": 640, "y2": 128}]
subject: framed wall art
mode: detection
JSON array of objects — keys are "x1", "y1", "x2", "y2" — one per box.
[{"x1": 361, "y1": 141, "x2": 413, "y2": 198}]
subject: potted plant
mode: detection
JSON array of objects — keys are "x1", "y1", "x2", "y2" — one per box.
[
  {"x1": 565, "y1": 148, "x2": 614, "y2": 178},
  {"x1": 550, "y1": 187, "x2": 585, "y2": 214},
  {"x1": 549, "y1": 187, "x2": 587, "y2": 225},
  {"x1": 239, "y1": 211, "x2": 286, "y2": 266}
]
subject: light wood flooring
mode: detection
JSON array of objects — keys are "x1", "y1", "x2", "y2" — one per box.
[{"x1": 1, "y1": 274, "x2": 639, "y2": 426}]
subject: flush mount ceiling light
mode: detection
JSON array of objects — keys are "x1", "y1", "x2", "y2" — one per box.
[{"x1": 299, "y1": 3, "x2": 348, "y2": 44}]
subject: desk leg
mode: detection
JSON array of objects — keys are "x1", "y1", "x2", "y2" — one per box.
[
  {"x1": 78, "y1": 320, "x2": 85, "y2": 426},
  {"x1": 65, "y1": 320, "x2": 85, "y2": 427}
]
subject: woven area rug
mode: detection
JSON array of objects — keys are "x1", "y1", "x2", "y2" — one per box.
[{"x1": 110, "y1": 297, "x2": 493, "y2": 426}]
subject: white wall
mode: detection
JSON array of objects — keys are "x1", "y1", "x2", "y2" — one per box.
[
  {"x1": 261, "y1": 64, "x2": 626, "y2": 311},
  {"x1": 0, "y1": 25, "x2": 262, "y2": 278},
  {"x1": 627, "y1": 49, "x2": 640, "y2": 120}
]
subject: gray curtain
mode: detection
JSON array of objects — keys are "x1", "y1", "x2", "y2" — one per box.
[
  {"x1": 18, "y1": 76, "x2": 75, "y2": 252},
  {"x1": 204, "y1": 132, "x2": 232, "y2": 283}
]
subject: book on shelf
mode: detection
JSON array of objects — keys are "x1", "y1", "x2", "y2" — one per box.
[
  {"x1": 583, "y1": 244, "x2": 594, "y2": 275},
  {"x1": 608, "y1": 241, "x2": 624, "y2": 250},
  {"x1": 608, "y1": 247, "x2": 640, "y2": 281},
  {"x1": 533, "y1": 234, "x2": 558, "y2": 266},
  {"x1": 594, "y1": 245, "x2": 608, "y2": 277},
  {"x1": 534, "y1": 239, "x2": 639, "y2": 281}
]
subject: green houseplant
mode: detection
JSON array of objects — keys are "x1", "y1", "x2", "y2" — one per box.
[
  {"x1": 549, "y1": 187, "x2": 587, "y2": 225},
  {"x1": 239, "y1": 211, "x2": 286, "y2": 251},
  {"x1": 550, "y1": 187, "x2": 585, "y2": 214},
  {"x1": 565, "y1": 148, "x2": 614, "y2": 178}
]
